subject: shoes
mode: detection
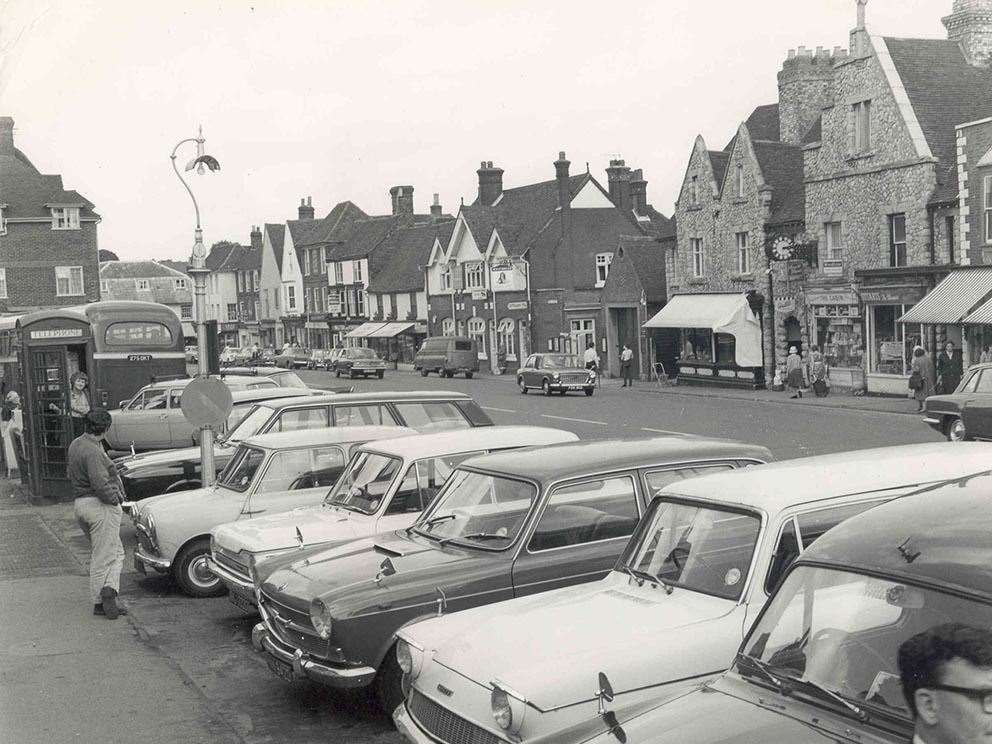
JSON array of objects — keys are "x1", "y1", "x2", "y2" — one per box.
[
  {"x1": 93, "y1": 603, "x2": 128, "y2": 617},
  {"x1": 790, "y1": 394, "x2": 799, "y2": 399},
  {"x1": 99, "y1": 586, "x2": 122, "y2": 620}
]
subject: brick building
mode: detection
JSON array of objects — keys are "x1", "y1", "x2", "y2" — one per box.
[
  {"x1": 234, "y1": 227, "x2": 262, "y2": 347},
  {"x1": 0, "y1": 117, "x2": 101, "y2": 313},
  {"x1": 98, "y1": 260, "x2": 194, "y2": 339}
]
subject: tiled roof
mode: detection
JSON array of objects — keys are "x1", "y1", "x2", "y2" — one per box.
[
  {"x1": 724, "y1": 103, "x2": 780, "y2": 150},
  {"x1": 752, "y1": 140, "x2": 805, "y2": 225},
  {"x1": 0, "y1": 148, "x2": 100, "y2": 221},
  {"x1": 157, "y1": 259, "x2": 189, "y2": 274},
  {"x1": 286, "y1": 219, "x2": 319, "y2": 246},
  {"x1": 325, "y1": 215, "x2": 403, "y2": 261},
  {"x1": 605, "y1": 235, "x2": 666, "y2": 304},
  {"x1": 204, "y1": 243, "x2": 245, "y2": 272},
  {"x1": 232, "y1": 245, "x2": 261, "y2": 271},
  {"x1": 302, "y1": 201, "x2": 369, "y2": 245},
  {"x1": 265, "y1": 223, "x2": 285, "y2": 272},
  {"x1": 883, "y1": 36, "x2": 992, "y2": 203},
  {"x1": 99, "y1": 260, "x2": 189, "y2": 279},
  {"x1": 368, "y1": 220, "x2": 456, "y2": 293},
  {"x1": 708, "y1": 151, "x2": 730, "y2": 191},
  {"x1": 638, "y1": 205, "x2": 675, "y2": 239}
]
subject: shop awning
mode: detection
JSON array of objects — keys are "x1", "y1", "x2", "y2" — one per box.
[
  {"x1": 964, "y1": 294, "x2": 992, "y2": 325},
  {"x1": 345, "y1": 322, "x2": 389, "y2": 338},
  {"x1": 898, "y1": 268, "x2": 992, "y2": 324},
  {"x1": 367, "y1": 322, "x2": 415, "y2": 338},
  {"x1": 643, "y1": 293, "x2": 763, "y2": 367}
]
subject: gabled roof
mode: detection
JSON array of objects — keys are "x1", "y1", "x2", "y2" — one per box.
[
  {"x1": 368, "y1": 220, "x2": 456, "y2": 293},
  {"x1": 883, "y1": 36, "x2": 992, "y2": 203},
  {"x1": 325, "y1": 215, "x2": 404, "y2": 261},
  {"x1": 286, "y1": 219, "x2": 319, "y2": 247},
  {"x1": 99, "y1": 261, "x2": 189, "y2": 279},
  {"x1": 232, "y1": 245, "x2": 261, "y2": 272},
  {"x1": 204, "y1": 243, "x2": 245, "y2": 273},
  {"x1": 265, "y1": 223, "x2": 286, "y2": 272},
  {"x1": 301, "y1": 201, "x2": 369, "y2": 245},
  {"x1": 707, "y1": 151, "x2": 730, "y2": 191},
  {"x1": 611, "y1": 235, "x2": 666, "y2": 304},
  {"x1": 157, "y1": 259, "x2": 189, "y2": 274},
  {"x1": 724, "y1": 104, "x2": 780, "y2": 150},
  {"x1": 752, "y1": 140, "x2": 805, "y2": 225},
  {"x1": 0, "y1": 135, "x2": 100, "y2": 222}
]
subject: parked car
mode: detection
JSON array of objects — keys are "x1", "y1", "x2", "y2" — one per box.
[
  {"x1": 517, "y1": 352, "x2": 597, "y2": 396},
  {"x1": 251, "y1": 437, "x2": 771, "y2": 711},
  {"x1": 332, "y1": 347, "x2": 388, "y2": 379},
  {"x1": 219, "y1": 367, "x2": 312, "y2": 390},
  {"x1": 184, "y1": 345, "x2": 199, "y2": 364},
  {"x1": 307, "y1": 349, "x2": 330, "y2": 370},
  {"x1": 106, "y1": 375, "x2": 279, "y2": 452},
  {"x1": 115, "y1": 387, "x2": 326, "y2": 502},
  {"x1": 393, "y1": 442, "x2": 992, "y2": 744},
  {"x1": 259, "y1": 348, "x2": 277, "y2": 366},
  {"x1": 219, "y1": 347, "x2": 244, "y2": 366},
  {"x1": 414, "y1": 336, "x2": 480, "y2": 378},
  {"x1": 922, "y1": 361, "x2": 992, "y2": 441},
  {"x1": 208, "y1": 426, "x2": 579, "y2": 612},
  {"x1": 550, "y1": 467, "x2": 992, "y2": 744},
  {"x1": 275, "y1": 348, "x2": 311, "y2": 369}
]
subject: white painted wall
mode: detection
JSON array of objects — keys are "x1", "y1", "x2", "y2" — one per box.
[{"x1": 570, "y1": 179, "x2": 615, "y2": 209}]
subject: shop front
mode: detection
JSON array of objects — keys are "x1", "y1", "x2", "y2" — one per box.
[
  {"x1": 856, "y1": 276, "x2": 929, "y2": 396},
  {"x1": 804, "y1": 288, "x2": 864, "y2": 390},
  {"x1": 366, "y1": 322, "x2": 425, "y2": 366},
  {"x1": 643, "y1": 293, "x2": 764, "y2": 389}
]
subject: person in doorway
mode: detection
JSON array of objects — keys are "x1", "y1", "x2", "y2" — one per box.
[
  {"x1": 68, "y1": 409, "x2": 126, "y2": 620},
  {"x1": 937, "y1": 342, "x2": 963, "y2": 394},
  {"x1": 980, "y1": 345, "x2": 992, "y2": 364},
  {"x1": 1, "y1": 391, "x2": 23, "y2": 479},
  {"x1": 898, "y1": 623, "x2": 992, "y2": 744},
  {"x1": 911, "y1": 345, "x2": 936, "y2": 412},
  {"x1": 620, "y1": 344, "x2": 634, "y2": 387},
  {"x1": 583, "y1": 342, "x2": 600, "y2": 372},
  {"x1": 785, "y1": 346, "x2": 806, "y2": 398}
]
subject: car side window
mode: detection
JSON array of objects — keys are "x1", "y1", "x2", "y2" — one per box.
[
  {"x1": 253, "y1": 449, "x2": 313, "y2": 494},
  {"x1": 975, "y1": 370, "x2": 992, "y2": 393},
  {"x1": 644, "y1": 464, "x2": 735, "y2": 497},
  {"x1": 765, "y1": 518, "x2": 801, "y2": 594},
  {"x1": 962, "y1": 370, "x2": 981, "y2": 393},
  {"x1": 796, "y1": 499, "x2": 888, "y2": 549},
  {"x1": 393, "y1": 402, "x2": 470, "y2": 433},
  {"x1": 529, "y1": 475, "x2": 639, "y2": 552},
  {"x1": 141, "y1": 389, "x2": 169, "y2": 410},
  {"x1": 274, "y1": 406, "x2": 330, "y2": 432},
  {"x1": 287, "y1": 446, "x2": 347, "y2": 489},
  {"x1": 385, "y1": 452, "x2": 478, "y2": 515},
  {"x1": 332, "y1": 404, "x2": 397, "y2": 426}
]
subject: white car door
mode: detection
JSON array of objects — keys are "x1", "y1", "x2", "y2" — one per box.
[
  {"x1": 116, "y1": 388, "x2": 173, "y2": 449},
  {"x1": 167, "y1": 388, "x2": 196, "y2": 447},
  {"x1": 242, "y1": 445, "x2": 347, "y2": 518}
]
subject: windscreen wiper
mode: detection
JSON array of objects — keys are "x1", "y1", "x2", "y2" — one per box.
[
  {"x1": 461, "y1": 532, "x2": 509, "y2": 542},
  {"x1": 780, "y1": 674, "x2": 869, "y2": 722},
  {"x1": 619, "y1": 564, "x2": 673, "y2": 594},
  {"x1": 421, "y1": 513, "x2": 457, "y2": 530},
  {"x1": 735, "y1": 653, "x2": 784, "y2": 689}
]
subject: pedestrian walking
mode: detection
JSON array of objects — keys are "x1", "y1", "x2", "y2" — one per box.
[
  {"x1": 620, "y1": 344, "x2": 634, "y2": 387},
  {"x1": 785, "y1": 346, "x2": 806, "y2": 399},
  {"x1": 809, "y1": 347, "x2": 830, "y2": 398},
  {"x1": 583, "y1": 342, "x2": 599, "y2": 371},
  {"x1": 69, "y1": 409, "x2": 127, "y2": 619},
  {"x1": 1, "y1": 391, "x2": 24, "y2": 479},
  {"x1": 898, "y1": 623, "x2": 992, "y2": 744},
  {"x1": 910, "y1": 345, "x2": 936, "y2": 412},
  {"x1": 937, "y1": 341, "x2": 963, "y2": 394},
  {"x1": 980, "y1": 344, "x2": 992, "y2": 364}
]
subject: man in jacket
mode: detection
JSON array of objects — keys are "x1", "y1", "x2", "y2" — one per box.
[
  {"x1": 937, "y1": 341, "x2": 963, "y2": 395},
  {"x1": 69, "y1": 409, "x2": 127, "y2": 619}
]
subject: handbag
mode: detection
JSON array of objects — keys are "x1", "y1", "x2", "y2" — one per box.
[{"x1": 908, "y1": 371, "x2": 922, "y2": 391}]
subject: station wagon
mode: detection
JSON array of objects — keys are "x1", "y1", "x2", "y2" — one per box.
[{"x1": 250, "y1": 437, "x2": 771, "y2": 713}]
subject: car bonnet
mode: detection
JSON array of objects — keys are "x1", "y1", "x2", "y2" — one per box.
[{"x1": 213, "y1": 503, "x2": 370, "y2": 553}]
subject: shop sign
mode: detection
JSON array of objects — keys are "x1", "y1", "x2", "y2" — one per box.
[
  {"x1": 774, "y1": 298, "x2": 796, "y2": 313},
  {"x1": 489, "y1": 262, "x2": 526, "y2": 292},
  {"x1": 506, "y1": 301, "x2": 528, "y2": 311},
  {"x1": 471, "y1": 290, "x2": 487, "y2": 301},
  {"x1": 860, "y1": 287, "x2": 925, "y2": 304},
  {"x1": 30, "y1": 328, "x2": 83, "y2": 340},
  {"x1": 805, "y1": 289, "x2": 857, "y2": 305}
]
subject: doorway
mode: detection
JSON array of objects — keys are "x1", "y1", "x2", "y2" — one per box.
[{"x1": 784, "y1": 316, "x2": 803, "y2": 355}]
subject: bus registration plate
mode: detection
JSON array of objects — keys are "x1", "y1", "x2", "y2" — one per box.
[{"x1": 128, "y1": 354, "x2": 152, "y2": 362}]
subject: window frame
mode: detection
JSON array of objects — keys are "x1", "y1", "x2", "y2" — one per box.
[
  {"x1": 735, "y1": 164, "x2": 745, "y2": 198},
  {"x1": 174, "y1": 278, "x2": 187, "y2": 291},
  {"x1": 353, "y1": 260, "x2": 363, "y2": 283},
  {"x1": 464, "y1": 262, "x2": 486, "y2": 290},
  {"x1": 888, "y1": 213, "x2": 907, "y2": 267},
  {"x1": 735, "y1": 231, "x2": 750, "y2": 274},
  {"x1": 286, "y1": 285, "x2": 296, "y2": 310},
  {"x1": 853, "y1": 100, "x2": 872, "y2": 153},
  {"x1": 594, "y1": 253, "x2": 613, "y2": 288},
  {"x1": 135, "y1": 279, "x2": 150, "y2": 291},
  {"x1": 0, "y1": 267, "x2": 8, "y2": 299},
  {"x1": 985, "y1": 176, "x2": 992, "y2": 245},
  {"x1": 824, "y1": 221, "x2": 843, "y2": 262},
  {"x1": 690, "y1": 238, "x2": 704, "y2": 278},
  {"x1": 50, "y1": 206, "x2": 81, "y2": 230},
  {"x1": 689, "y1": 175, "x2": 699, "y2": 206},
  {"x1": 55, "y1": 266, "x2": 85, "y2": 297}
]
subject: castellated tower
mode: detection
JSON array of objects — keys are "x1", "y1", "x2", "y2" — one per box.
[
  {"x1": 777, "y1": 45, "x2": 844, "y2": 145},
  {"x1": 944, "y1": 0, "x2": 992, "y2": 68}
]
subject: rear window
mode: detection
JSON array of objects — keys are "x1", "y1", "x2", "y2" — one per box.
[
  {"x1": 106, "y1": 321, "x2": 174, "y2": 347},
  {"x1": 454, "y1": 340, "x2": 473, "y2": 351},
  {"x1": 455, "y1": 400, "x2": 494, "y2": 426},
  {"x1": 394, "y1": 401, "x2": 471, "y2": 433}
]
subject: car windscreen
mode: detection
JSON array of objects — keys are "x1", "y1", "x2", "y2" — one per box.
[
  {"x1": 326, "y1": 452, "x2": 401, "y2": 514},
  {"x1": 217, "y1": 445, "x2": 266, "y2": 491},
  {"x1": 224, "y1": 404, "x2": 274, "y2": 442},
  {"x1": 413, "y1": 469, "x2": 537, "y2": 549},
  {"x1": 740, "y1": 565, "x2": 992, "y2": 723},
  {"x1": 274, "y1": 371, "x2": 306, "y2": 387},
  {"x1": 542, "y1": 354, "x2": 579, "y2": 368},
  {"x1": 625, "y1": 497, "x2": 761, "y2": 600},
  {"x1": 224, "y1": 402, "x2": 256, "y2": 433},
  {"x1": 350, "y1": 348, "x2": 376, "y2": 358}
]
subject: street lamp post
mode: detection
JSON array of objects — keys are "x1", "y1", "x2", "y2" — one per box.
[{"x1": 170, "y1": 126, "x2": 221, "y2": 484}]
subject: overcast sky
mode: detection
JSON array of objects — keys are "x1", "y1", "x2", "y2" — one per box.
[{"x1": 2, "y1": 0, "x2": 947, "y2": 261}]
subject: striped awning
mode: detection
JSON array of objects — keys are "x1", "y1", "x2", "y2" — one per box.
[
  {"x1": 898, "y1": 269, "x2": 992, "y2": 324},
  {"x1": 345, "y1": 322, "x2": 389, "y2": 338},
  {"x1": 367, "y1": 322, "x2": 415, "y2": 338},
  {"x1": 964, "y1": 295, "x2": 992, "y2": 325}
]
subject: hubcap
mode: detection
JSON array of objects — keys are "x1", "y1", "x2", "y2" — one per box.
[{"x1": 189, "y1": 555, "x2": 217, "y2": 588}]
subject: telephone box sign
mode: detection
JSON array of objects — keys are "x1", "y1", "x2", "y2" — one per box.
[{"x1": 30, "y1": 328, "x2": 84, "y2": 340}]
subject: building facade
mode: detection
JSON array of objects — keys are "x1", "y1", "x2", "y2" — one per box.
[{"x1": 98, "y1": 260, "x2": 194, "y2": 339}]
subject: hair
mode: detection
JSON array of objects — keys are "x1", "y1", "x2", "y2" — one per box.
[
  {"x1": 810, "y1": 345, "x2": 819, "y2": 353},
  {"x1": 83, "y1": 409, "x2": 113, "y2": 436},
  {"x1": 913, "y1": 346, "x2": 926, "y2": 358},
  {"x1": 789, "y1": 346, "x2": 798, "y2": 354},
  {"x1": 70, "y1": 371, "x2": 88, "y2": 387},
  {"x1": 898, "y1": 623, "x2": 992, "y2": 717},
  {"x1": 587, "y1": 342, "x2": 594, "y2": 349}
]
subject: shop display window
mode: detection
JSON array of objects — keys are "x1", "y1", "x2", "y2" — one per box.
[
  {"x1": 679, "y1": 328, "x2": 713, "y2": 363},
  {"x1": 868, "y1": 305, "x2": 922, "y2": 376},
  {"x1": 715, "y1": 333, "x2": 736, "y2": 364}
]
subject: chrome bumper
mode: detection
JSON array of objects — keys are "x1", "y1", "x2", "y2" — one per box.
[
  {"x1": 205, "y1": 556, "x2": 253, "y2": 592},
  {"x1": 252, "y1": 621, "x2": 377, "y2": 689},
  {"x1": 922, "y1": 416, "x2": 942, "y2": 428},
  {"x1": 134, "y1": 546, "x2": 170, "y2": 572},
  {"x1": 393, "y1": 702, "x2": 434, "y2": 744}
]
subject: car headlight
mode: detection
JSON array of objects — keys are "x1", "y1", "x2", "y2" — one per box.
[
  {"x1": 396, "y1": 638, "x2": 425, "y2": 681},
  {"x1": 491, "y1": 687, "x2": 513, "y2": 730},
  {"x1": 552, "y1": 372, "x2": 560, "y2": 380},
  {"x1": 309, "y1": 597, "x2": 333, "y2": 639}
]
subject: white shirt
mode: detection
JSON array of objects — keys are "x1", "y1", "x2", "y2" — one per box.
[
  {"x1": 621, "y1": 348, "x2": 633, "y2": 362},
  {"x1": 583, "y1": 348, "x2": 599, "y2": 364}
]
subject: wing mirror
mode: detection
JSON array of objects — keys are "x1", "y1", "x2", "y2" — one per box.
[
  {"x1": 597, "y1": 671, "x2": 627, "y2": 743},
  {"x1": 119, "y1": 400, "x2": 130, "y2": 409},
  {"x1": 374, "y1": 557, "x2": 396, "y2": 585}
]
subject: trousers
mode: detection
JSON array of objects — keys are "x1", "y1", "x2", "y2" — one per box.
[
  {"x1": 74, "y1": 497, "x2": 124, "y2": 604},
  {"x1": 621, "y1": 362, "x2": 633, "y2": 385}
]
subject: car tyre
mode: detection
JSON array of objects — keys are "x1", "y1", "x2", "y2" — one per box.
[
  {"x1": 465, "y1": 371, "x2": 474, "y2": 379},
  {"x1": 542, "y1": 379, "x2": 552, "y2": 396},
  {"x1": 173, "y1": 538, "x2": 225, "y2": 598},
  {"x1": 947, "y1": 416, "x2": 971, "y2": 442},
  {"x1": 420, "y1": 367, "x2": 429, "y2": 377},
  {"x1": 518, "y1": 377, "x2": 527, "y2": 394},
  {"x1": 443, "y1": 369, "x2": 454, "y2": 378},
  {"x1": 376, "y1": 370, "x2": 384, "y2": 379},
  {"x1": 374, "y1": 643, "x2": 405, "y2": 715},
  {"x1": 584, "y1": 387, "x2": 594, "y2": 396}
]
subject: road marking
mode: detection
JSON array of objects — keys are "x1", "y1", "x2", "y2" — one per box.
[
  {"x1": 641, "y1": 427, "x2": 685, "y2": 435},
  {"x1": 482, "y1": 406, "x2": 517, "y2": 413},
  {"x1": 541, "y1": 414, "x2": 608, "y2": 426}
]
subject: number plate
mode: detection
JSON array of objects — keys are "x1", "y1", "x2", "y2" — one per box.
[
  {"x1": 228, "y1": 587, "x2": 257, "y2": 614},
  {"x1": 127, "y1": 354, "x2": 153, "y2": 362},
  {"x1": 266, "y1": 655, "x2": 295, "y2": 683}
]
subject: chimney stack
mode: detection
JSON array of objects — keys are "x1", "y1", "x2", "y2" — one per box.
[
  {"x1": 630, "y1": 169, "x2": 648, "y2": 214},
  {"x1": 0, "y1": 117, "x2": 14, "y2": 154},
  {"x1": 250, "y1": 225, "x2": 263, "y2": 251},
  {"x1": 476, "y1": 161, "x2": 504, "y2": 206},
  {"x1": 430, "y1": 193, "x2": 443, "y2": 221},
  {"x1": 389, "y1": 185, "x2": 415, "y2": 215},
  {"x1": 943, "y1": 0, "x2": 992, "y2": 68},
  {"x1": 606, "y1": 158, "x2": 633, "y2": 212},
  {"x1": 554, "y1": 151, "x2": 571, "y2": 208},
  {"x1": 298, "y1": 196, "x2": 315, "y2": 220},
  {"x1": 851, "y1": 0, "x2": 870, "y2": 57}
]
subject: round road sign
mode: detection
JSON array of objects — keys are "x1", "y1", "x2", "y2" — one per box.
[{"x1": 180, "y1": 376, "x2": 233, "y2": 429}]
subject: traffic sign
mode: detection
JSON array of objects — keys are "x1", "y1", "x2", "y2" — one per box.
[{"x1": 180, "y1": 376, "x2": 233, "y2": 429}]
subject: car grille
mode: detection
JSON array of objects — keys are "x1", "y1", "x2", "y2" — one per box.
[
  {"x1": 408, "y1": 688, "x2": 503, "y2": 744},
  {"x1": 559, "y1": 372, "x2": 589, "y2": 384},
  {"x1": 136, "y1": 531, "x2": 156, "y2": 555},
  {"x1": 259, "y1": 590, "x2": 329, "y2": 657},
  {"x1": 213, "y1": 548, "x2": 249, "y2": 582}
]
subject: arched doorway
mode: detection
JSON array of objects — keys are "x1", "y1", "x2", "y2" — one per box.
[{"x1": 784, "y1": 315, "x2": 802, "y2": 354}]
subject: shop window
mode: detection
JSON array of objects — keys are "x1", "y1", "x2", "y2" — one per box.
[
  {"x1": 715, "y1": 333, "x2": 736, "y2": 365},
  {"x1": 468, "y1": 317, "x2": 487, "y2": 358},
  {"x1": 735, "y1": 232, "x2": 749, "y2": 274},
  {"x1": 690, "y1": 238, "x2": 704, "y2": 278},
  {"x1": 441, "y1": 317, "x2": 455, "y2": 336},
  {"x1": 680, "y1": 328, "x2": 712, "y2": 363},
  {"x1": 497, "y1": 318, "x2": 516, "y2": 360},
  {"x1": 595, "y1": 253, "x2": 613, "y2": 287},
  {"x1": 888, "y1": 214, "x2": 907, "y2": 267},
  {"x1": 868, "y1": 304, "x2": 922, "y2": 376}
]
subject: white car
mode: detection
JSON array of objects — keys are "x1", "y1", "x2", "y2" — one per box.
[
  {"x1": 393, "y1": 443, "x2": 992, "y2": 744},
  {"x1": 208, "y1": 426, "x2": 579, "y2": 613},
  {"x1": 131, "y1": 425, "x2": 414, "y2": 597}
]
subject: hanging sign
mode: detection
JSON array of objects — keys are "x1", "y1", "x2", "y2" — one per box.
[{"x1": 489, "y1": 261, "x2": 526, "y2": 292}]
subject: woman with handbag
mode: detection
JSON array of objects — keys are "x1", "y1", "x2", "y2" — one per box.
[{"x1": 909, "y1": 345, "x2": 935, "y2": 412}]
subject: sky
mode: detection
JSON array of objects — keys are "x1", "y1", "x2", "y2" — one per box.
[{"x1": 1, "y1": 0, "x2": 948, "y2": 261}]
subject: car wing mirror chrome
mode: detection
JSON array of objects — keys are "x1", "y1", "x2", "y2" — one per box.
[
  {"x1": 596, "y1": 671, "x2": 627, "y2": 743},
  {"x1": 374, "y1": 557, "x2": 396, "y2": 585},
  {"x1": 295, "y1": 526, "x2": 304, "y2": 548},
  {"x1": 435, "y1": 585, "x2": 447, "y2": 616}
]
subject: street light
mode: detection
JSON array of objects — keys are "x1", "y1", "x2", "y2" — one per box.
[{"x1": 171, "y1": 126, "x2": 221, "y2": 484}]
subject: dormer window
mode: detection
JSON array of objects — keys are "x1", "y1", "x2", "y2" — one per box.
[
  {"x1": 174, "y1": 278, "x2": 187, "y2": 290},
  {"x1": 135, "y1": 279, "x2": 150, "y2": 291},
  {"x1": 595, "y1": 253, "x2": 614, "y2": 287},
  {"x1": 51, "y1": 206, "x2": 80, "y2": 230}
]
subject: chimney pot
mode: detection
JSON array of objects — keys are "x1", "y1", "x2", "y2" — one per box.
[
  {"x1": 298, "y1": 197, "x2": 315, "y2": 220},
  {"x1": 477, "y1": 160, "x2": 504, "y2": 206},
  {"x1": 389, "y1": 185, "x2": 415, "y2": 215}
]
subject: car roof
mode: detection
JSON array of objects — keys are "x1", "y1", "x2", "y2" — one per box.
[
  {"x1": 664, "y1": 442, "x2": 992, "y2": 515},
  {"x1": 230, "y1": 387, "x2": 317, "y2": 403},
  {"x1": 141, "y1": 375, "x2": 262, "y2": 391},
  {"x1": 800, "y1": 470, "x2": 992, "y2": 602},
  {"x1": 221, "y1": 367, "x2": 294, "y2": 376},
  {"x1": 359, "y1": 426, "x2": 579, "y2": 459},
  {"x1": 242, "y1": 425, "x2": 415, "y2": 450},
  {"x1": 252, "y1": 390, "x2": 474, "y2": 410},
  {"x1": 461, "y1": 437, "x2": 772, "y2": 482}
]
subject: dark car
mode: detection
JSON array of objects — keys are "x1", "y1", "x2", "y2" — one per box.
[
  {"x1": 548, "y1": 469, "x2": 992, "y2": 744},
  {"x1": 415, "y1": 336, "x2": 480, "y2": 378},
  {"x1": 518, "y1": 352, "x2": 597, "y2": 396},
  {"x1": 332, "y1": 347, "x2": 387, "y2": 379},
  {"x1": 118, "y1": 390, "x2": 492, "y2": 504},
  {"x1": 251, "y1": 437, "x2": 771, "y2": 712},
  {"x1": 275, "y1": 348, "x2": 311, "y2": 369},
  {"x1": 923, "y1": 362, "x2": 992, "y2": 441}
]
